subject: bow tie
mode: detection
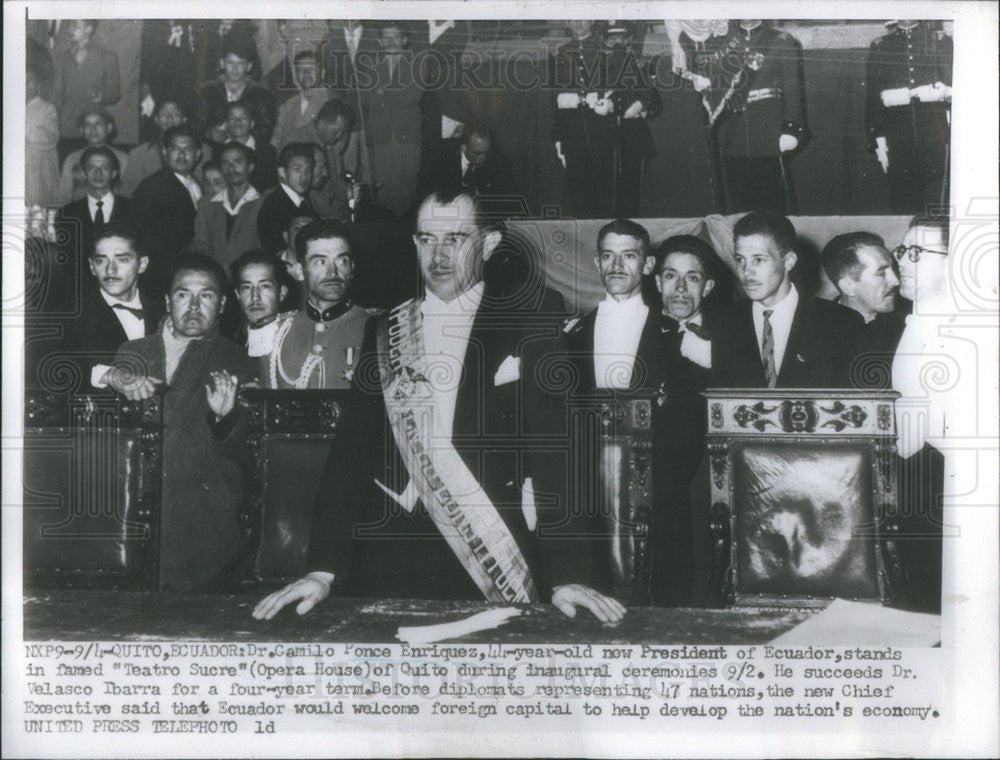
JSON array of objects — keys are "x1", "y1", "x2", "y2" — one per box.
[{"x1": 112, "y1": 303, "x2": 145, "y2": 320}]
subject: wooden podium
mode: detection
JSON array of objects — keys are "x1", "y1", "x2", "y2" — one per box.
[{"x1": 703, "y1": 389, "x2": 907, "y2": 608}]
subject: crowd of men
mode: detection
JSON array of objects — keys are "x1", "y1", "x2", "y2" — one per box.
[{"x1": 22, "y1": 17, "x2": 952, "y2": 618}]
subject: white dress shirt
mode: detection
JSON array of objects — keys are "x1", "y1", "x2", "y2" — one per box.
[
  {"x1": 420, "y1": 282, "x2": 484, "y2": 439},
  {"x1": 90, "y1": 290, "x2": 146, "y2": 387},
  {"x1": 343, "y1": 25, "x2": 363, "y2": 63},
  {"x1": 87, "y1": 191, "x2": 115, "y2": 223},
  {"x1": 751, "y1": 284, "x2": 799, "y2": 376},
  {"x1": 280, "y1": 182, "x2": 305, "y2": 208},
  {"x1": 594, "y1": 293, "x2": 648, "y2": 389},
  {"x1": 174, "y1": 172, "x2": 202, "y2": 208}
]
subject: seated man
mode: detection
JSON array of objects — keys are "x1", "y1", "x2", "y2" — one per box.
[
  {"x1": 257, "y1": 142, "x2": 316, "y2": 255},
  {"x1": 198, "y1": 36, "x2": 276, "y2": 148},
  {"x1": 63, "y1": 225, "x2": 163, "y2": 390},
  {"x1": 419, "y1": 119, "x2": 515, "y2": 199},
  {"x1": 59, "y1": 146, "x2": 131, "y2": 262},
  {"x1": 821, "y1": 231, "x2": 909, "y2": 388},
  {"x1": 278, "y1": 211, "x2": 319, "y2": 281},
  {"x1": 262, "y1": 219, "x2": 369, "y2": 389},
  {"x1": 215, "y1": 101, "x2": 279, "y2": 191},
  {"x1": 648, "y1": 235, "x2": 719, "y2": 606},
  {"x1": 193, "y1": 142, "x2": 262, "y2": 268},
  {"x1": 230, "y1": 248, "x2": 292, "y2": 357},
  {"x1": 58, "y1": 109, "x2": 129, "y2": 205},
  {"x1": 711, "y1": 212, "x2": 864, "y2": 388},
  {"x1": 254, "y1": 189, "x2": 625, "y2": 622},
  {"x1": 105, "y1": 253, "x2": 255, "y2": 591}
]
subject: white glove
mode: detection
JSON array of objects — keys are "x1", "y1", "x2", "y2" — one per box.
[
  {"x1": 584, "y1": 91, "x2": 600, "y2": 109},
  {"x1": 913, "y1": 81, "x2": 949, "y2": 103},
  {"x1": 593, "y1": 96, "x2": 614, "y2": 116},
  {"x1": 554, "y1": 141, "x2": 566, "y2": 169},
  {"x1": 874, "y1": 136, "x2": 889, "y2": 173},
  {"x1": 779, "y1": 134, "x2": 799, "y2": 153},
  {"x1": 556, "y1": 92, "x2": 581, "y2": 109},
  {"x1": 881, "y1": 87, "x2": 912, "y2": 107},
  {"x1": 623, "y1": 100, "x2": 645, "y2": 119},
  {"x1": 680, "y1": 330, "x2": 712, "y2": 369}
]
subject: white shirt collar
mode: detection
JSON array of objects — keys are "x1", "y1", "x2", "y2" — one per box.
[
  {"x1": 87, "y1": 191, "x2": 114, "y2": 219},
  {"x1": 751, "y1": 283, "x2": 799, "y2": 374},
  {"x1": 280, "y1": 182, "x2": 305, "y2": 208},
  {"x1": 421, "y1": 281, "x2": 485, "y2": 316},
  {"x1": 460, "y1": 149, "x2": 471, "y2": 176},
  {"x1": 213, "y1": 185, "x2": 260, "y2": 215},
  {"x1": 237, "y1": 134, "x2": 256, "y2": 150},
  {"x1": 174, "y1": 172, "x2": 202, "y2": 206},
  {"x1": 99, "y1": 288, "x2": 141, "y2": 310},
  {"x1": 597, "y1": 291, "x2": 647, "y2": 314},
  {"x1": 751, "y1": 282, "x2": 798, "y2": 321}
]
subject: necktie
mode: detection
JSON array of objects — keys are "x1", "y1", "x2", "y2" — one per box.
[
  {"x1": 761, "y1": 309, "x2": 777, "y2": 388},
  {"x1": 112, "y1": 303, "x2": 145, "y2": 320},
  {"x1": 94, "y1": 199, "x2": 105, "y2": 227}
]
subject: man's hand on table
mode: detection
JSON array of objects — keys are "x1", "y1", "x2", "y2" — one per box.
[
  {"x1": 552, "y1": 584, "x2": 626, "y2": 624},
  {"x1": 252, "y1": 572, "x2": 333, "y2": 620}
]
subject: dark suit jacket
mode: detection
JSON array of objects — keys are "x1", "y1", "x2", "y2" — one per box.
[
  {"x1": 59, "y1": 194, "x2": 131, "y2": 262},
  {"x1": 306, "y1": 284, "x2": 589, "y2": 600},
  {"x1": 710, "y1": 294, "x2": 864, "y2": 388},
  {"x1": 358, "y1": 54, "x2": 425, "y2": 147},
  {"x1": 256, "y1": 186, "x2": 314, "y2": 255},
  {"x1": 62, "y1": 286, "x2": 163, "y2": 392},
  {"x1": 130, "y1": 169, "x2": 199, "y2": 291},
  {"x1": 114, "y1": 331, "x2": 255, "y2": 591},
  {"x1": 849, "y1": 298, "x2": 912, "y2": 390},
  {"x1": 418, "y1": 138, "x2": 515, "y2": 198},
  {"x1": 197, "y1": 79, "x2": 276, "y2": 146}
]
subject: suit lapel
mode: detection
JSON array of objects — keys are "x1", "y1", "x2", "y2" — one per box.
[
  {"x1": 451, "y1": 298, "x2": 491, "y2": 440},
  {"x1": 738, "y1": 300, "x2": 767, "y2": 387},
  {"x1": 630, "y1": 309, "x2": 664, "y2": 391},
  {"x1": 780, "y1": 296, "x2": 811, "y2": 387}
]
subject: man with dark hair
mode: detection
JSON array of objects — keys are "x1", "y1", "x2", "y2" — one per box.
[
  {"x1": 58, "y1": 109, "x2": 129, "y2": 204},
  {"x1": 217, "y1": 101, "x2": 279, "y2": 190},
  {"x1": 322, "y1": 19, "x2": 379, "y2": 100},
  {"x1": 63, "y1": 225, "x2": 163, "y2": 391},
  {"x1": 107, "y1": 251, "x2": 255, "y2": 591},
  {"x1": 193, "y1": 142, "x2": 263, "y2": 267},
  {"x1": 123, "y1": 98, "x2": 187, "y2": 196},
  {"x1": 261, "y1": 218, "x2": 369, "y2": 388},
  {"x1": 254, "y1": 190, "x2": 625, "y2": 622},
  {"x1": 256, "y1": 142, "x2": 315, "y2": 254},
  {"x1": 130, "y1": 125, "x2": 204, "y2": 293},
  {"x1": 419, "y1": 119, "x2": 515, "y2": 198},
  {"x1": 271, "y1": 49, "x2": 331, "y2": 151},
  {"x1": 230, "y1": 248, "x2": 292, "y2": 357},
  {"x1": 711, "y1": 211, "x2": 863, "y2": 388},
  {"x1": 647, "y1": 234, "x2": 720, "y2": 606},
  {"x1": 564, "y1": 218, "x2": 658, "y2": 391},
  {"x1": 59, "y1": 146, "x2": 130, "y2": 262},
  {"x1": 821, "y1": 231, "x2": 908, "y2": 382},
  {"x1": 198, "y1": 35, "x2": 276, "y2": 146}
]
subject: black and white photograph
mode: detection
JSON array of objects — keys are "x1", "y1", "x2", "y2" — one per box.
[{"x1": 3, "y1": 2, "x2": 998, "y2": 758}]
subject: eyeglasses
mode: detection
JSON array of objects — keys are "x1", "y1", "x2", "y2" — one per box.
[{"x1": 892, "y1": 245, "x2": 948, "y2": 263}]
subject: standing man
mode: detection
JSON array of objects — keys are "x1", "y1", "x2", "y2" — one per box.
[
  {"x1": 563, "y1": 219, "x2": 660, "y2": 392},
  {"x1": 216, "y1": 102, "x2": 279, "y2": 191},
  {"x1": 271, "y1": 50, "x2": 330, "y2": 151},
  {"x1": 866, "y1": 20, "x2": 952, "y2": 214},
  {"x1": 130, "y1": 126, "x2": 204, "y2": 294},
  {"x1": 419, "y1": 120, "x2": 515, "y2": 199},
  {"x1": 63, "y1": 225, "x2": 163, "y2": 390},
  {"x1": 711, "y1": 212, "x2": 863, "y2": 388},
  {"x1": 59, "y1": 146, "x2": 131, "y2": 262},
  {"x1": 198, "y1": 36, "x2": 276, "y2": 147},
  {"x1": 821, "y1": 231, "x2": 909, "y2": 387},
  {"x1": 649, "y1": 235, "x2": 719, "y2": 605},
  {"x1": 710, "y1": 20, "x2": 808, "y2": 213},
  {"x1": 263, "y1": 219, "x2": 369, "y2": 389},
  {"x1": 106, "y1": 253, "x2": 256, "y2": 591},
  {"x1": 193, "y1": 142, "x2": 263, "y2": 268},
  {"x1": 253, "y1": 190, "x2": 625, "y2": 622}
]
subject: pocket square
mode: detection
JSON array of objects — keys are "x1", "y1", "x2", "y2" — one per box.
[{"x1": 494, "y1": 355, "x2": 520, "y2": 386}]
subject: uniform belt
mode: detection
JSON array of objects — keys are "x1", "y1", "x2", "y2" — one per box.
[{"x1": 746, "y1": 88, "x2": 782, "y2": 103}]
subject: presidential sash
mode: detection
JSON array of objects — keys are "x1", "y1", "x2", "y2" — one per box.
[{"x1": 376, "y1": 298, "x2": 538, "y2": 604}]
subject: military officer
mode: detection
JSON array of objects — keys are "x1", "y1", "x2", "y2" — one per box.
[
  {"x1": 263, "y1": 218, "x2": 371, "y2": 389},
  {"x1": 708, "y1": 20, "x2": 808, "y2": 213},
  {"x1": 865, "y1": 20, "x2": 952, "y2": 214}
]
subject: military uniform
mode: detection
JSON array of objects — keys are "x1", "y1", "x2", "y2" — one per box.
[
  {"x1": 865, "y1": 23, "x2": 952, "y2": 214},
  {"x1": 262, "y1": 301, "x2": 370, "y2": 389},
  {"x1": 708, "y1": 24, "x2": 807, "y2": 213},
  {"x1": 552, "y1": 35, "x2": 659, "y2": 218}
]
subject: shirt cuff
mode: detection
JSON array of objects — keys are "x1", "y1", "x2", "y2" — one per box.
[{"x1": 91, "y1": 364, "x2": 113, "y2": 388}]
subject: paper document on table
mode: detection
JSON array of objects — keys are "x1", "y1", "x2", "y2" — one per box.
[
  {"x1": 769, "y1": 598, "x2": 941, "y2": 646},
  {"x1": 396, "y1": 607, "x2": 522, "y2": 644}
]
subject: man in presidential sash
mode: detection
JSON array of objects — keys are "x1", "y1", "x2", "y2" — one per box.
[{"x1": 254, "y1": 188, "x2": 625, "y2": 623}]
